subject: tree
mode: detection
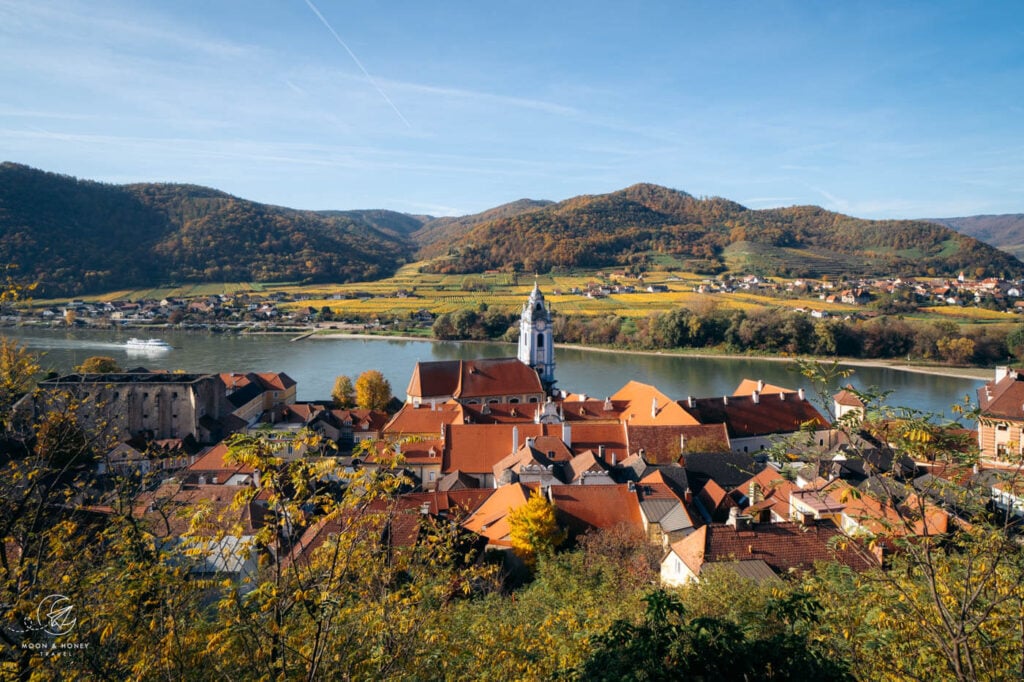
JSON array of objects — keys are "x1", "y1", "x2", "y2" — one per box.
[
  {"x1": 507, "y1": 491, "x2": 565, "y2": 567},
  {"x1": 331, "y1": 374, "x2": 355, "y2": 408},
  {"x1": 355, "y1": 370, "x2": 391, "y2": 410},
  {"x1": 74, "y1": 356, "x2": 122, "y2": 373},
  {"x1": 0, "y1": 337, "x2": 39, "y2": 430}
]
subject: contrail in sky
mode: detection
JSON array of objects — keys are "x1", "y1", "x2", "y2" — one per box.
[{"x1": 302, "y1": 0, "x2": 412, "y2": 128}]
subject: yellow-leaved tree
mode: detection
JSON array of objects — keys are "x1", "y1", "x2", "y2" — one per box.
[
  {"x1": 355, "y1": 369, "x2": 391, "y2": 410},
  {"x1": 508, "y1": 491, "x2": 565, "y2": 567}
]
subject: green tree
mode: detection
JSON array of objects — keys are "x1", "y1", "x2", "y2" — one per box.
[
  {"x1": 354, "y1": 370, "x2": 391, "y2": 410},
  {"x1": 331, "y1": 374, "x2": 355, "y2": 408},
  {"x1": 74, "y1": 356, "x2": 122, "y2": 373},
  {"x1": 507, "y1": 491, "x2": 565, "y2": 567}
]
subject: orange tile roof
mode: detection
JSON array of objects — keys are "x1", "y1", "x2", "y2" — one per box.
[
  {"x1": 384, "y1": 402, "x2": 463, "y2": 435},
  {"x1": 407, "y1": 358, "x2": 543, "y2": 400},
  {"x1": 834, "y1": 385, "x2": 865, "y2": 408},
  {"x1": 611, "y1": 381, "x2": 699, "y2": 426},
  {"x1": 550, "y1": 484, "x2": 644, "y2": 535},
  {"x1": 733, "y1": 379, "x2": 793, "y2": 396},
  {"x1": 568, "y1": 422, "x2": 629, "y2": 459},
  {"x1": 133, "y1": 481, "x2": 256, "y2": 539},
  {"x1": 187, "y1": 443, "x2": 254, "y2": 477},
  {"x1": 444, "y1": 424, "x2": 553, "y2": 475},
  {"x1": 736, "y1": 468, "x2": 799, "y2": 519},
  {"x1": 255, "y1": 372, "x2": 296, "y2": 391},
  {"x1": 461, "y1": 483, "x2": 534, "y2": 546}
]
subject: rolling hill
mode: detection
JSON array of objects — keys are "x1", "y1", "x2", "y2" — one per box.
[
  {"x1": 421, "y1": 183, "x2": 1024, "y2": 279},
  {"x1": 926, "y1": 214, "x2": 1024, "y2": 261},
  {"x1": 2, "y1": 162, "x2": 1021, "y2": 296}
]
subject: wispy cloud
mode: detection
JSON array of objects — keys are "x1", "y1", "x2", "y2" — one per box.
[{"x1": 301, "y1": 0, "x2": 411, "y2": 128}]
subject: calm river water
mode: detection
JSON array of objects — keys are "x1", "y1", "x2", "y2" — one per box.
[{"x1": 1, "y1": 328, "x2": 985, "y2": 419}]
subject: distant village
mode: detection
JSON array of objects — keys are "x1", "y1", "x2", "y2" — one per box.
[
  {"x1": 12, "y1": 284, "x2": 1024, "y2": 590},
  {"x1": 4, "y1": 270, "x2": 1024, "y2": 334}
]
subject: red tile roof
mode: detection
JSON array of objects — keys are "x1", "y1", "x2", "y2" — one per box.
[
  {"x1": 681, "y1": 393, "x2": 828, "y2": 438},
  {"x1": 549, "y1": 484, "x2": 644, "y2": 535},
  {"x1": 626, "y1": 424, "x2": 730, "y2": 463},
  {"x1": 671, "y1": 521, "x2": 874, "y2": 577},
  {"x1": 979, "y1": 369, "x2": 1024, "y2": 420},
  {"x1": 385, "y1": 402, "x2": 464, "y2": 435},
  {"x1": 733, "y1": 379, "x2": 793, "y2": 396},
  {"x1": 407, "y1": 358, "x2": 543, "y2": 400},
  {"x1": 444, "y1": 424, "x2": 551, "y2": 475},
  {"x1": 461, "y1": 483, "x2": 535, "y2": 546}
]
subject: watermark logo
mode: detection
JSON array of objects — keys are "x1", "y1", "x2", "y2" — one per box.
[
  {"x1": 6, "y1": 594, "x2": 77, "y2": 637},
  {"x1": 33, "y1": 594, "x2": 77, "y2": 637}
]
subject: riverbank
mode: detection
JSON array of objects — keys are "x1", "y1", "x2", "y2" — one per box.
[{"x1": 306, "y1": 330, "x2": 992, "y2": 382}]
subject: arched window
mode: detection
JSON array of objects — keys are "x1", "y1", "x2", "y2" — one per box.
[{"x1": 537, "y1": 333, "x2": 544, "y2": 348}]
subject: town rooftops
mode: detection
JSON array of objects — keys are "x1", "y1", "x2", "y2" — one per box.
[{"x1": 40, "y1": 372, "x2": 214, "y2": 385}]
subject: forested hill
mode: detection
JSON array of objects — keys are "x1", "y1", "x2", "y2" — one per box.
[
  {"x1": 3, "y1": 163, "x2": 1022, "y2": 295},
  {"x1": 422, "y1": 183, "x2": 1024, "y2": 279},
  {"x1": 0, "y1": 163, "x2": 420, "y2": 295},
  {"x1": 926, "y1": 214, "x2": 1024, "y2": 262}
]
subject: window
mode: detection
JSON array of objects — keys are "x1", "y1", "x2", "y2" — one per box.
[{"x1": 537, "y1": 333, "x2": 544, "y2": 348}]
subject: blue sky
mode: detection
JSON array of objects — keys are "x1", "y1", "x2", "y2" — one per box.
[{"x1": 1, "y1": 1, "x2": 1022, "y2": 218}]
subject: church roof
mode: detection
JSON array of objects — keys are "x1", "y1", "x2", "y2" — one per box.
[{"x1": 406, "y1": 358, "x2": 543, "y2": 400}]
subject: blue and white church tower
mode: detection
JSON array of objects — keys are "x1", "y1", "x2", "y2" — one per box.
[{"x1": 518, "y1": 282, "x2": 556, "y2": 389}]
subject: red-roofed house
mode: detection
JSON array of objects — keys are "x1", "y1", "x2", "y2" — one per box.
[
  {"x1": 681, "y1": 390, "x2": 832, "y2": 453},
  {"x1": 406, "y1": 358, "x2": 545, "y2": 406}
]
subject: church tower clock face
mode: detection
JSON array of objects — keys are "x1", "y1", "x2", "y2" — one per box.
[{"x1": 536, "y1": 319, "x2": 546, "y2": 331}]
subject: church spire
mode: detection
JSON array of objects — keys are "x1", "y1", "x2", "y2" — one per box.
[{"x1": 518, "y1": 283, "x2": 555, "y2": 389}]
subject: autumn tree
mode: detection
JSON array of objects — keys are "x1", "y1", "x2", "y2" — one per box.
[
  {"x1": 74, "y1": 356, "x2": 122, "y2": 373},
  {"x1": 355, "y1": 369, "x2": 391, "y2": 411},
  {"x1": 332, "y1": 374, "x2": 355, "y2": 408},
  {"x1": 507, "y1": 491, "x2": 565, "y2": 567},
  {"x1": 0, "y1": 337, "x2": 39, "y2": 431}
]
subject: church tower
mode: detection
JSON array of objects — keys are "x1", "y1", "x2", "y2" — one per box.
[{"x1": 518, "y1": 282, "x2": 556, "y2": 388}]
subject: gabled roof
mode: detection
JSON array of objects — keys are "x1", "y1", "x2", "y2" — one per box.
[
  {"x1": 444, "y1": 423, "x2": 554, "y2": 475},
  {"x1": 733, "y1": 379, "x2": 793, "y2": 396},
  {"x1": 187, "y1": 443, "x2": 254, "y2": 478},
  {"x1": 978, "y1": 369, "x2": 1024, "y2": 420},
  {"x1": 255, "y1": 372, "x2": 296, "y2": 392},
  {"x1": 437, "y1": 469, "x2": 481, "y2": 491},
  {"x1": 406, "y1": 358, "x2": 543, "y2": 400},
  {"x1": 565, "y1": 450, "x2": 614, "y2": 483},
  {"x1": 384, "y1": 402, "x2": 463, "y2": 435},
  {"x1": 684, "y1": 452, "x2": 765, "y2": 492},
  {"x1": 550, "y1": 484, "x2": 644, "y2": 535},
  {"x1": 681, "y1": 393, "x2": 828, "y2": 438},
  {"x1": 398, "y1": 489, "x2": 492, "y2": 519},
  {"x1": 669, "y1": 521, "x2": 874, "y2": 577},
  {"x1": 461, "y1": 483, "x2": 535, "y2": 546},
  {"x1": 611, "y1": 381, "x2": 700, "y2": 426},
  {"x1": 834, "y1": 385, "x2": 865, "y2": 408},
  {"x1": 626, "y1": 424, "x2": 730, "y2": 464},
  {"x1": 333, "y1": 408, "x2": 389, "y2": 432},
  {"x1": 568, "y1": 422, "x2": 629, "y2": 459},
  {"x1": 736, "y1": 467, "x2": 799, "y2": 519}
]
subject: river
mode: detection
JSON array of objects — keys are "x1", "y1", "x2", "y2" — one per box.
[{"x1": 1, "y1": 327, "x2": 986, "y2": 419}]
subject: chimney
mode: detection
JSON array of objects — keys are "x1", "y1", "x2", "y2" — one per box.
[
  {"x1": 680, "y1": 434, "x2": 687, "y2": 451},
  {"x1": 757, "y1": 379, "x2": 765, "y2": 392},
  {"x1": 651, "y1": 397, "x2": 658, "y2": 418},
  {"x1": 723, "y1": 395, "x2": 729, "y2": 405},
  {"x1": 512, "y1": 425, "x2": 519, "y2": 453},
  {"x1": 525, "y1": 436, "x2": 536, "y2": 449},
  {"x1": 431, "y1": 398, "x2": 437, "y2": 411},
  {"x1": 752, "y1": 390, "x2": 760, "y2": 404},
  {"x1": 798, "y1": 388, "x2": 806, "y2": 401},
  {"x1": 627, "y1": 481, "x2": 636, "y2": 492},
  {"x1": 779, "y1": 392, "x2": 786, "y2": 401},
  {"x1": 598, "y1": 444, "x2": 606, "y2": 460},
  {"x1": 687, "y1": 396, "x2": 695, "y2": 408},
  {"x1": 604, "y1": 396, "x2": 613, "y2": 411},
  {"x1": 534, "y1": 405, "x2": 541, "y2": 424},
  {"x1": 611, "y1": 451, "x2": 617, "y2": 466},
  {"x1": 684, "y1": 488, "x2": 693, "y2": 503},
  {"x1": 562, "y1": 423, "x2": 572, "y2": 447}
]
